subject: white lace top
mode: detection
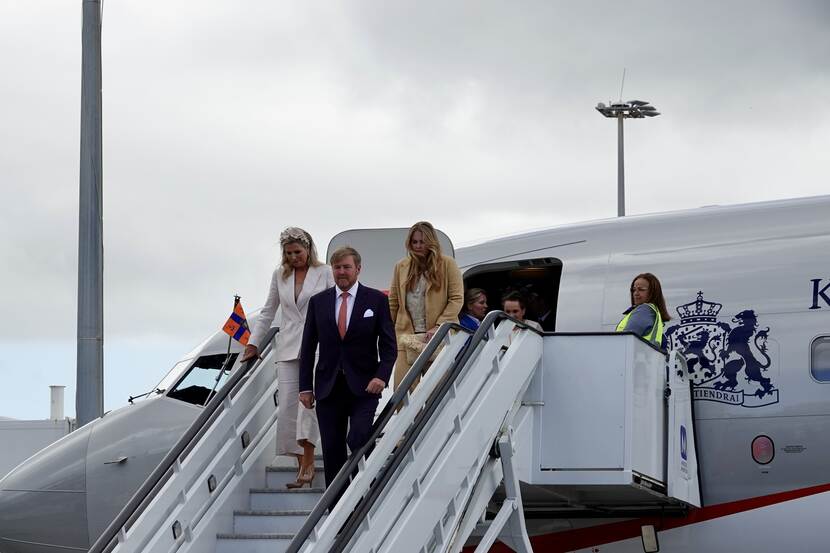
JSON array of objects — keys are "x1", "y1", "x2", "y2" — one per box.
[{"x1": 405, "y1": 275, "x2": 428, "y2": 333}]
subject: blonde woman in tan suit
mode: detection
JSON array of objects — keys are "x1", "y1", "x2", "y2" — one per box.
[
  {"x1": 388, "y1": 221, "x2": 464, "y2": 388},
  {"x1": 241, "y1": 227, "x2": 335, "y2": 488}
]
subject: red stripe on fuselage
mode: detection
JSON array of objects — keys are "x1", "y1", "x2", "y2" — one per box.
[{"x1": 464, "y1": 482, "x2": 830, "y2": 552}]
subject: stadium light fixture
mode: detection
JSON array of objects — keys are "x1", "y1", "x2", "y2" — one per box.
[{"x1": 596, "y1": 99, "x2": 661, "y2": 216}]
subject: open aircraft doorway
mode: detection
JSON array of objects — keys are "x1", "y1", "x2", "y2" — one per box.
[{"x1": 463, "y1": 257, "x2": 562, "y2": 331}]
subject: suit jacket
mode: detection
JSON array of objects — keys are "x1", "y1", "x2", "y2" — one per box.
[
  {"x1": 387, "y1": 254, "x2": 463, "y2": 343},
  {"x1": 299, "y1": 283, "x2": 397, "y2": 400},
  {"x1": 537, "y1": 310, "x2": 555, "y2": 332},
  {"x1": 249, "y1": 264, "x2": 335, "y2": 362}
]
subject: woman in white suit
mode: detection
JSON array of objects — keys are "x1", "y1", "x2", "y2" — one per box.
[{"x1": 242, "y1": 227, "x2": 334, "y2": 488}]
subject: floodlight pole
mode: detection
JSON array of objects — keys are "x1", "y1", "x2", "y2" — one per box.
[
  {"x1": 617, "y1": 114, "x2": 625, "y2": 217},
  {"x1": 595, "y1": 100, "x2": 660, "y2": 218},
  {"x1": 77, "y1": 0, "x2": 104, "y2": 427}
]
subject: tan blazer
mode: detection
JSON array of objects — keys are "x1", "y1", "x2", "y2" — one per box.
[
  {"x1": 388, "y1": 254, "x2": 464, "y2": 342},
  {"x1": 249, "y1": 264, "x2": 335, "y2": 362}
]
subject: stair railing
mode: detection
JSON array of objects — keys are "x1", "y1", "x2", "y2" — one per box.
[
  {"x1": 288, "y1": 311, "x2": 542, "y2": 553},
  {"x1": 88, "y1": 327, "x2": 280, "y2": 553}
]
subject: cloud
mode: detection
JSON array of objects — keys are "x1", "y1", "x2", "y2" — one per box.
[{"x1": 1, "y1": 0, "x2": 829, "y2": 350}]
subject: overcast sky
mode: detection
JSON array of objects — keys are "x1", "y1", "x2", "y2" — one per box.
[{"x1": 1, "y1": 1, "x2": 828, "y2": 419}]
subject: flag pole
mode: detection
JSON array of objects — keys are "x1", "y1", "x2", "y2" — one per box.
[
  {"x1": 224, "y1": 295, "x2": 239, "y2": 363},
  {"x1": 204, "y1": 295, "x2": 241, "y2": 406}
]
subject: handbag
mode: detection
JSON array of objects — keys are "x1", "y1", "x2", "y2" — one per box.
[{"x1": 398, "y1": 333, "x2": 443, "y2": 366}]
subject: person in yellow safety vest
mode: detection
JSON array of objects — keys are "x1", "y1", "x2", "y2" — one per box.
[{"x1": 616, "y1": 272, "x2": 672, "y2": 349}]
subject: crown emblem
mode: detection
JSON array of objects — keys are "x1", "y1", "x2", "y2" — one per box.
[{"x1": 676, "y1": 291, "x2": 722, "y2": 324}]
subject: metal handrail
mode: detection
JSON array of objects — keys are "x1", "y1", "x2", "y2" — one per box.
[
  {"x1": 88, "y1": 327, "x2": 280, "y2": 553},
  {"x1": 327, "y1": 311, "x2": 521, "y2": 552},
  {"x1": 288, "y1": 311, "x2": 541, "y2": 553},
  {"x1": 553, "y1": 330, "x2": 667, "y2": 355},
  {"x1": 286, "y1": 320, "x2": 475, "y2": 553}
]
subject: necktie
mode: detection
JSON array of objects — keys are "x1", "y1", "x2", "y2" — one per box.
[{"x1": 338, "y1": 291, "x2": 350, "y2": 338}]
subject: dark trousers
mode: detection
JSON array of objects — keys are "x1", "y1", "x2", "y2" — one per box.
[{"x1": 316, "y1": 372, "x2": 379, "y2": 498}]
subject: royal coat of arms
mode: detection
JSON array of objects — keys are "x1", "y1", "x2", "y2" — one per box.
[{"x1": 665, "y1": 292, "x2": 779, "y2": 408}]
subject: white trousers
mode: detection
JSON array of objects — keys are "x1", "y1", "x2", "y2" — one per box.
[{"x1": 276, "y1": 359, "x2": 320, "y2": 456}]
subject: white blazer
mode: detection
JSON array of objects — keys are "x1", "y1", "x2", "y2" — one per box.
[{"x1": 249, "y1": 264, "x2": 335, "y2": 362}]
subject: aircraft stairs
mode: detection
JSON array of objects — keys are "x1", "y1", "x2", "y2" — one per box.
[
  {"x1": 213, "y1": 455, "x2": 326, "y2": 552},
  {"x1": 89, "y1": 313, "x2": 701, "y2": 553}
]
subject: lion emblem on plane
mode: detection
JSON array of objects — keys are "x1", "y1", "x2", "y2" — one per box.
[{"x1": 665, "y1": 292, "x2": 779, "y2": 407}]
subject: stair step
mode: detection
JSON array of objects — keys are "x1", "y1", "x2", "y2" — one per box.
[
  {"x1": 216, "y1": 533, "x2": 293, "y2": 553},
  {"x1": 234, "y1": 510, "x2": 325, "y2": 534},
  {"x1": 250, "y1": 488, "x2": 325, "y2": 511},
  {"x1": 268, "y1": 454, "x2": 324, "y2": 467},
  {"x1": 265, "y1": 466, "x2": 325, "y2": 488}
]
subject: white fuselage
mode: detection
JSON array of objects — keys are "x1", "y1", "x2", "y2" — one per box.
[
  {"x1": 2, "y1": 195, "x2": 829, "y2": 553},
  {"x1": 450, "y1": 195, "x2": 830, "y2": 551}
]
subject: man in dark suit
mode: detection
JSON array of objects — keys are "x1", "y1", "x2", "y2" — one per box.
[
  {"x1": 298, "y1": 246, "x2": 397, "y2": 491},
  {"x1": 531, "y1": 294, "x2": 556, "y2": 332}
]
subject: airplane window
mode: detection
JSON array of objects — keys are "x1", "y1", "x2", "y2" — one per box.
[
  {"x1": 167, "y1": 353, "x2": 239, "y2": 405},
  {"x1": 152, "y1": 359, "x2": 193, "y2": 397},
  {"x1": 810, "y1": 337, "x2": 830, "y2": 382}
]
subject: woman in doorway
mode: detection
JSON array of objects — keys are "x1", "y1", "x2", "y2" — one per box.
[
  {"x1": 459, "y1": 287, "x2": 488, "y2": 331},
  {"x1": 388, "y1": 221, "x2": 464, "y2": 389},
  {"x1": 502, "y1": 291, "x2": 542, "y2": 331},
  {"x1": 616, "y1": 272, "x2": 671, "y2": 349},
  {"x1": 241, "y1": 227, "x2": 334, "y2": 488}
]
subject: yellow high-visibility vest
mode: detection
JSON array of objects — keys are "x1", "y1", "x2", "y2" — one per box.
[{"x1": 616, "y1": 303, "x2": 664, "y2": 347}]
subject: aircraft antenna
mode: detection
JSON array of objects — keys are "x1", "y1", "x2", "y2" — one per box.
[{"x1": 618, "y1": 67, "x2": 626, "y2": 103}]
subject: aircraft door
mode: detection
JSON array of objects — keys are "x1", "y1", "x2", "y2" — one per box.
[
  {"x1": 327, "y1": 228, "x2": 454, "y2": 292},
  {"x1": 462, "y1": 258, "x2": 562, "y2": 330}
]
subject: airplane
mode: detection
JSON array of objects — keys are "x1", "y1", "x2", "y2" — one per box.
[{"x1": 1, "y1": 193, "x2": 829, "y2": 553}]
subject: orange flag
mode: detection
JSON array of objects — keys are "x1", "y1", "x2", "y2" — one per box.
[{"x1": 222, "y1": 298, "x2": 250, "y2": 345}]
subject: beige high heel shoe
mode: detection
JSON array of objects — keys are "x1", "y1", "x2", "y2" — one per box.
[{"x1": 285, "y1": 463, "x2": 314, "y2": 489}]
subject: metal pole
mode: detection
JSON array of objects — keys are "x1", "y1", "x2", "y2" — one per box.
[
  {"x1": 205, "y1": 297, "x2": 237, "y2": 406},
  {"x1": 77, "y1": 0, "x2": 104, "y2": 427},
  {"x1": 617, "y1": 113, "x2": 625, "y2": 217}
]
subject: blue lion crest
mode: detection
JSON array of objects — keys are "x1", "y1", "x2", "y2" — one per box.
[{"x1": 665, "y1": 292, "x2": 779, "y2": 408}]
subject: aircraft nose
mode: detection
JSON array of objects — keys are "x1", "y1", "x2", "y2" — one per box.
[{"x1": 0, "y1": 425, "x2": 92, "y2": 553}]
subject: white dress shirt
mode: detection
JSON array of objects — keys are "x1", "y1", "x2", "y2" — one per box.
[{"x1": 335, "y1": 281, "x2": 360, "y2": 331}]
